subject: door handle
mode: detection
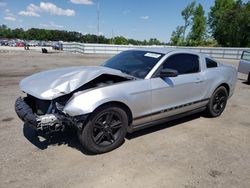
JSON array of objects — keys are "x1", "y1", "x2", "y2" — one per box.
[
  {"x1": 195, "y1": 79, "x2": 204, "y2": 84},
  {"x1": 195, "y1": 81, "x2": 203, "y2": 84}
]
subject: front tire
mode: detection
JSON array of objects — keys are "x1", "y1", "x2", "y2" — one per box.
[
  {"x1": 205, "y1": 86, "x2": 228, "y2": 117},
  {"x1": 78, "y1": 105, "x2": 128, "y2": 154},
  {"x1": 247, "y1": 73, "x2": 250, "y2": 83}
]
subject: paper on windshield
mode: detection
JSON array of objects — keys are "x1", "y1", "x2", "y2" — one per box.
[{"x1": 144, "y1": 52, "x2": 161, "y2": 58}]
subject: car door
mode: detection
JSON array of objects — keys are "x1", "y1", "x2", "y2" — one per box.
[
  {"x1": 238, "y1": 51, "x2": 250, "y2": 75},
  {"x1": 150, "y1": 53, "x2": 207, "y2": 121}
]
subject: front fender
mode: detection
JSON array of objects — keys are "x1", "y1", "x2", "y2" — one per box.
[{"x1": 63, "y1": 87, "x2": 131, "y2": 117}]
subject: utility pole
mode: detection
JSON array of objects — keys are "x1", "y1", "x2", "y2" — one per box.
[
  {"x1": 97, "y1": 0, "x2": 100, "y2": 43},
  {"x1": 111, "y1": 28, "x2": 114, "y2": 44}
]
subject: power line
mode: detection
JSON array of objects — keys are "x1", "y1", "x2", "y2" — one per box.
[{"x1": 97, "y1": 0, "x2": 100, "y2": 43}]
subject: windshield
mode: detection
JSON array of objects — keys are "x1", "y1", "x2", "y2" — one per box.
[{"x1": 102, "y1": 50, "x2": 164, "y2": 78}]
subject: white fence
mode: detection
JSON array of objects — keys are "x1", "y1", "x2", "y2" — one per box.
[{"x1": 62, "y1": 42, "x2": 250, "y2": 60}]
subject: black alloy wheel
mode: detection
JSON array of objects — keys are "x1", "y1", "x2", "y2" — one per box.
[
  {"x1": 78, "y1": 105, "x2": 128, "y2": 154},
  {"x1": 212, "y1": 89, "x2": 227, "y2": 114},
  {"x1": 92, "y1": 111, "x2": 123, "y2": 146},
  {"x1": 205, "y1": 86, "x2": 228, "y2": 117}
]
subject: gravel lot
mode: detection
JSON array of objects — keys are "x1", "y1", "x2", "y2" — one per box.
[{"x1": 0, "y1": 50, "x2": 250, "y2": 188}]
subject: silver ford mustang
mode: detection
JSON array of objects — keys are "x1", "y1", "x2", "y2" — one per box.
[{"x1": 15, "y1": 48, "x2": 237, "y2": 153}]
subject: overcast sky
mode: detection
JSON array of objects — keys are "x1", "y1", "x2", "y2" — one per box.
[{"x1": 0, "y1": 0, "x2": 248, "y2": 42}]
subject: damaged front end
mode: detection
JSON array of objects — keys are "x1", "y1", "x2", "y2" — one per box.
[
  {"x1": 15, "y1": 95, "x2": 83, "y2": 134},
  {"x1": 15, "y1": 66, "x2": 134, "y2": 134}
]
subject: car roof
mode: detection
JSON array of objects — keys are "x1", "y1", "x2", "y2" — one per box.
[{"x1": 132, "y1": 47, "x2": 198, "y2": 55}]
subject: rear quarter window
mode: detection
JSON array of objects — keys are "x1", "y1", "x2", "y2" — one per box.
[{"x1": 206, "y1": 58, "x2": 218, "y2": 68}]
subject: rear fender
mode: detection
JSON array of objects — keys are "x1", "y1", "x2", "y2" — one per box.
[{"x1": 203, "y1": 66, "x2": 237, "y2": 98}]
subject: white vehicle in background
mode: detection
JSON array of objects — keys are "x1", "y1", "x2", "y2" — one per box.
[{"x1": 238, "y1": 51, "x2": 250, "y2": 83}]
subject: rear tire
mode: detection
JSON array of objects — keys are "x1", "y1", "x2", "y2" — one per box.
[
  {"x1": 247, "y1": 73, "x2": 250, "y2": 83},
  {"x1": 78, "y1": 104, "x2": 128, "y2": 154},
  {"x1": 205, "y1": 86, "x2": 228, "y2": 117}
]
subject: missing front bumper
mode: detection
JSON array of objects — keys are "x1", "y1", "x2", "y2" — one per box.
[
  {"x1": 15, "y1": 97, "x2": 62, "y2": 132},
  {"x1": 15, "y1": 97, "x2": 38, "y2": 130},
  {"x1": 15, "y1": 97, "x2": 89, "y2": 133}
]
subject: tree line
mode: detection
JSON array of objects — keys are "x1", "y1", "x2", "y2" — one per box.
[
  {"x1": 170, "y1": 0, "x2": 250, "y2": 47},
  {"x1": 1, "y1": 0, "x2": 249, "y2": 47},
  {"x1": 0, "y1": 25, "x2": 164, "y2": 46}
]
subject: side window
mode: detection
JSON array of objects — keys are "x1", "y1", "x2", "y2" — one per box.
[
  {"x1": 206, "y1": 58, "x2": 218, "y2": 68},
  {"x1": 162, "y1": 53, "x2": 200, "y2": 74}
]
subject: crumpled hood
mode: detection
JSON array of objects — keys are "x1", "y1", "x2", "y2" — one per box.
[{"x1": 20, "y1": 66, "x2": 130, "y2": 100}]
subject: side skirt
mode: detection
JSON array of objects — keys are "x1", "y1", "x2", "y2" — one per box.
[{"x1": 127, "y1": 107, "x2": 206, "y2": 133}]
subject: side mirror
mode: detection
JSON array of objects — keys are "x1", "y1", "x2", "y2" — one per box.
[{"x1": 159, "y1": 68, "x2": 178, "y2": 78}]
